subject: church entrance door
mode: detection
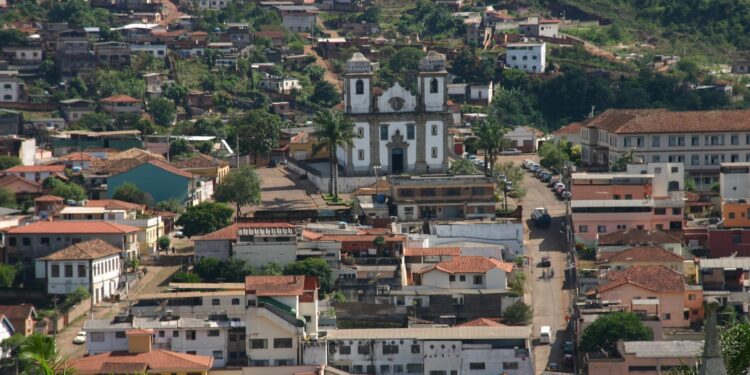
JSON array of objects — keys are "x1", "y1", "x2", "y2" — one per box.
[{"x1": 391, "y1": 148, "x2": 404, "y2": 174}]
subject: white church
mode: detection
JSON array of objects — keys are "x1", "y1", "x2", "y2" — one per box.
[{"x1": 338, "y1": 51, "x2": 453, "y2": 175}]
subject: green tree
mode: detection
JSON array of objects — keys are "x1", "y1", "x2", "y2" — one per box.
[
  {"x1": 473, "y1": 118, "x2": 509, "y2": 175},
  {"x1": 148, "y1": 97, "x2": 176, "y2": 126},
  {"x1": 169, "y1": 138, "x2": 194, "y2": 159},
  {"x1": 212, "y1": 91, "x2": 233, "y2": 113},
  {"x1": 508, "y1": 272, "x2": 526, "y2": 297},
  {"x1": 538, "y1": 140, "x2": 570, "y2": 172},
  {"x1": 721, "y1": 321, "x2": 750, "y2": 375},
  {"x1": 449, "y1": 158, "x2": 479, "y2": 175},
  {"x1": 214, "y1": 167, "x2": 262, "y2": 218},
  {"x1": 76, "y1": 112, "x2": 112, "y2": 131},
  {"x1": 313, "y1": 109, "x2": 358, "y2": 200},
  {"x1": 359, "y1": 5, "x2": 382, "y2": 23},
  {"x1": 0, "y1": 263, "x2": 17, "y2": 287},
  {"x1": 261, "y1": 262, "x2": 283, "y2": 276},
  {"x1": 492, "y1": 87, "x2": 545, "y2": 128},
  {"x1": 0, "y1": 187, "x2": 15, "y2": 208},
  {"x1": 162, "y1": 82, "x2": 189, "y2": 106},
  {"x1": 62, "y1": 286, "x2": 90, "y2": 311},
  {"x1": 44, "y1": 178, "x2": 86, "y2": 201},
  {"x1": 284, "y1": 258, "x2": 332, "y2": 296},
  {"x1": 39, "y1": 59, "x2": 60, "y2": 85},
  {"x1": 176, "y1": 202, "x2": 233, "y2": 237},
  {"x1": 304, "y1": 64, "x2": 326, "y2": 82},
  {"x1": 194, "y1": 257, "x2": 222, "y2": 281},
  {"x1": 610, "y1": 150, "x2": 635, "y2": 172},
  {"x1": 113, "y1": 182, "x2": 154, "y2": 206},
  {"x1": 171, "y1": 271, "x2": 202, "y2": 283},
  {"x1": 232, "y1": 109, "x2": 282, "y2": 164},
  {"x1": 309, "y1": 81, "x2": 340, "y2": 108},
  {"x1": 580, "y1": 312, "x2": 652, "y2": 354},
  {"x1": 158, "y1": 235, "x2": 171, "y2": 252},
  {"x1": 93, "y1": 70, "x2": 146, "y2": 99},
  {"x1": 155, "y1": 199, "x2": 183, "y2": 213},
  {"x1": 502, "y1": 301, "x2": 533, "y2": 325},
  {"x1": 0, "y1": 155, "x2": 21, "y2": 170},
  {"x1": 16, "y1": 333, "x2": 75, "y2": 375}
]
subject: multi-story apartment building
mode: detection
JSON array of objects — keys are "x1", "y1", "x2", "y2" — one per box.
[
  {"x1": 303, "y1": 326, "x2": 534, "y2": 375},
  {"x1": 194, "y1": 223, "x2": 297, "y2": 266},
  {"x1": 580, "y1": 108, "x2": 750, "y2": 190},
  {"x1": 389, "y1": 174, "x2": 496, "y2": 221},
  {"x1": 719, "y1": 162, "x2": 750, "y2": 228},
  {"x1": 571, "y1": 163, "x2": 685, "y2": 244},
  {"x1": 505, "y1": 42, "x2": 545, "y2": 73},
  {"x1": 0, "y1": 71, "x2": 20, "y2": 102}
]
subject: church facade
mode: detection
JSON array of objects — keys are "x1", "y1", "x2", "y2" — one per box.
[{"x1": 338, "y1": 52, "x2": 453, "y2": 176}]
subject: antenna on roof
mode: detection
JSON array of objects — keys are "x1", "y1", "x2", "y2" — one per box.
[{"x1": 589, "y1": 106, "x2": 595, "y2": 118}]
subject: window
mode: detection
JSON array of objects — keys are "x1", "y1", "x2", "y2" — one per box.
[
  {"x1": 503, "y1": 362, "x2": 519, "y2": 370},
  {"x1": 430, "y1": 78, "x2": 439, "y2": 93},
  {"x1": 411, "y1": 344, "x2": 420, "y2": 353},
  {"x1": 473, "y1": 275, "x2": 483, "y2": 285},
  {"x1": 404, "y1": 207, "x2": 414, "y2": 216},
  {"x1": 366, "y1": 365, "x2": 376, "y2": 374},
  {"x1": 158, "y1": 330, "x2": 165, "y2": 337},
  {"x1": 472, "y1": 187, "x2": 484, "y2": 195},
  {"x1": 431, "y1": 124, "x2": 438, "y2": 136},
  {"x1": 597, "y1": 225, "x2": 606, "y2": 233},
  {"x1": 383, "y1": 344, "x2": 399, "y2": 354},
  {"x1": 449, "y1": 275, "x2": 455, "y2": 282},
  {"x1": 394, "y1": 365, "x2": 404, "y2": 373},
  {"x1": 651, "y1": 136, "x2": 660, "y2": 147},
  {"x1": 173, "y1": 330, "x2": 179, "y2": 337},
  {"x1": 213, "y1": 350, "x2": 224, "y2": 359},
  {"x1": 406, "y1": 364, "x2": 422, "y2": 374},
  {"x1": 186, "y1": 330, "x2": 196, "y2": 340},
  {"x1": 274, "y1": 338, "x2": 293, "y2": 348},
  {"x1": 51, "y1": 265, "x2": 59, "y2": 277},
  {"x1": 400, "y1": 189, "x2": 414, "y2": 197},
  {"x1": 421, "y1": 188, "x2": 436, "y2": 197},
  {"x1": 352, "y1": 366, "x2": 363, "y2": 374},
  {"x1": 115, "y1": 331, "x2": 126, "y2": 339},
  {"x1": 459, "y1": 275, "x2": 466, "y2": 282},
  {"x1": 445, "y1": 188, "x2": 460, "y2": 196},
  {"x1": 691, "y1": 154, "x2": 700, "y2": 165},
  {"x1": 231, "y1": 298, "x2": 240, "y2": 305},
  {"x1": 212, "y1": 299, "x2": 220, "y2": 306},
  {"x1": 64, "y1": 265, "x2": 73, "y2": 278},
  {"x1": 469, "y1": 363, "x2": 486, "y2": 370},
  {"x1": 358, "y1": 149, "x2": 365, "y2": 161},
  {"x1": 691, "y1": 136, "x2": 700, "y2": 146},
  {"x1": 380, "y1": 125, "x2": 389, "y2": 140},
  {"x1": 358, "y1": 345, "x2": 370, "y2": 354},
  {"x1": 8, "y1": 238, "x2": 15, "y2": 247},
  {"x1": 339, "y1": 345, "x2": 351, "y2": 354},
  {"x1": 381, "y1": 365, "x2": 391, "y2": 374},
  {"x1": 578, "y1": 225, "x2": 588, "y2": 233},
  {"x1": 431, "y1": 147, "x2": 438, "y2": 158},
  {"x1": 672, "y1": 208, "x2": 682, "y2": 215},
  {"x1": 407, "y1": 124, "x2": 415, "y2": 140},
  {"x1": 250, "y1": 339, "x2": 267, "y2": 349},
  {"x1": 688, "y1": 294, "x2": 696, "y2": 300},
  {"x1": 655, "y1": 208, "x2": 667, "y2": 215},
  {"x1": 357, "y1": 127, "x2": 364, "y2": 137},
  {"x1": 208, "y1": 330, "x2": 220, "y2": 337},
  {"x1": 90, "y1": 332, "x2": 105, "y2": 342},
  {"x1": 78, "y1": 265, "x2": 86, "y2": 278},
  {"x1": 40, "y1": 237, "x2": 50, "y2": 246},
  {"x1": 22, "y1": 237, "x2": 30, "y2": 246},
  {"x1": 355, "y1": 79, "x2": 364, "y2": 95},
  {"x1": 663, "y1": 313, "x2": 671, "y2": 320},
  {"x1": 652, "y1": 155, "x2": 661, "y2": 162},
  {"x1": 732, "y1": 134, "x2": 740, "y2": 145}
]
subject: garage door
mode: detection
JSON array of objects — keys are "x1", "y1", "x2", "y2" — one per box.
[{"x1": 293, "y1": 150, "x2": 308, "y2": 160}]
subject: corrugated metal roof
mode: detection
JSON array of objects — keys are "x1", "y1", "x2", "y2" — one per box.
[
  {"x1": 238, "y1": 226, "x2": 296, "y2": 237},
  {"x1": 168, "y1": 282, "x2": 245, "y2": 290},
  {"x1": 323, "y1": 326, "x2": 531, "y2": 340},
  {"x1": 622, "y1": 341, "x2": 703, "y2": 358},
  {"x1": 699, "y1": 257, "x2": 750, "y2": 269}
]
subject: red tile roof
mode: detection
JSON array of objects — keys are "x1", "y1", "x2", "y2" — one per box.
[
  {"x1": 145, "y1": 159, "x2": 194, "y2": 179},
  {"x1": 404, "y1": 247, "x2": 461, "y2": 257},
  {"x1": 69, "y1": 349, "x2": 213, "y2": 373},
  {"x1": 554, "y1": 122, "x2": 583, "y2": 136},
  {"x1": 85, "y1": 199, "x2": 145, "y2": 211},
  {"x1": 598, "y1": 265, "x2": 685, "y2": 293},
  {"x1": 598, "y1": 246, "x2": 685, "y2": 264},
  {"x1": 420, "y1": 256, "x2": 514, "y2": 274},
  {"x1": 34, "y1": 195, "x2": 64, "y2": 202},
  {"x1": 4, "y1": 221, "x2": 139, "y2": 234},
  {"x1": 99, "y1": 95, "x2": 142, "y2": 103},
  {"x1": 0, "y1": 174, "x2": 41, "y2": 189},
  {"x1": 171, "y1": 153, "x2": 229, "y2": 169},
  {"x1": 40, "y1": 239, "x2": 122, "y2": 261},
  {"x1": 197, "y1": 223, "x2": 296, "y2": 241},
  {"x1": 301, "y1": 230, "x2": 323, "y2": 241},
  {"x1": 245, "y1": 275, "x2": 310, "y2": 296},
  {"x1": 584, "y1": 108, "x2": 750, "y2": 134},
  {"x1": 0, "y1": 304, "x2": 35, "y2": 320},
  {"x1": 597, "y1": 228, "x2": 682, "y2": 246},
  {"x1": 458, "y1": 318, "x2": 507, "y2": 327},
  {"x1": 6, "y1": 165, "x2": 66, "y2": 173},
  {"x1": 56, "y1": 152, "x2": 98, "y2": 162}
]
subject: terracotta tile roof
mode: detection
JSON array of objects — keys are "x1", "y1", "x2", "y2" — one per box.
[
  {"x1": 0, "y1": 174, "x2": 41, "y2": 189},
  {"x1": 6, "y1": 165, "x2": 66, "y2": 173},
  {"x1": 255, "y1": 30, "x2": 284, "y2": 38},
  {"x1": 40, "y1": 239, "x2": 122, "y2": 261},
  {"x1": 100, "y1": 362, "x2": 147, "y2": 373},
  {"x1": 597, "y1": 228, "x2": 682, "y2": 246},
  {"x1": 0, "y1": 304, "x2": 35, "y2": 320},
  {"x1": 4, "y1": 221, "x2": 139, "y2": 234},
  {"x1": 554, "y1": 122, "x2": 584, "y2": 136},
  {"x1": 420, "y1": 256, "x2": 514, "y2": 274},
  {"x1": 57, "y1": 152, "x2": 98, "y2": 162},
  {"x1": 585, "y1": 108, "x2": 750, "y2": 134},
  {"x1": 245, "y1": 275, "x2": 309, "y2": 296},
  {"x1": 99, "y1": 95, "x2": 142, "y2": 103},
  {"x1": 301, "y1": 230, "x2": 323, "y2": 241},
  {"x1": 85, "y1": 199, "x2": 145, "y2": 211},
  {"x1": 197, "y1": 223, "x2": 296, "y2": 241},
  {"x1": 105, "y1": 158, "x2": 194, "y2": 179},
  {"x1": 145, "y1": 159, "x2": 194, "y2": 179},
  {"x1": 458, "y1": 318, "x2": 507, "y2": 327},
  {"x1": 598, "y1": 246, "x2": 684, "y2": 264},
  {"x1": 404, "y1": 247, "x2": 461, "y2": 257},
  {"x1": 109, "y1": 148, "x2": 165, "y2": 162},
  {"x1": 34, "y1": 195, "x2": 64, "y2": 202},
  {"x1": 69, "y1": 349, "x2": 213, "y2": 372},
  {"x1": 599, "y1": 265, "x2": 685, "y2": 293},
  {"x1": 171, "y1": 153, "x2": 229, "y2": 169},
  {"x1": 351, "y1": 179, "x2": 392, "y2": 196}
]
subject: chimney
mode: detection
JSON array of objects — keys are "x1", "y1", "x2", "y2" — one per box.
[{"x1": 126, "y1": 329, "x2": 153, "y2": 354}]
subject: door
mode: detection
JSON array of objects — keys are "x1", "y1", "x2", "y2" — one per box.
[{"x1": 391, "y1": 148, "x2": 404, "y2": 174}]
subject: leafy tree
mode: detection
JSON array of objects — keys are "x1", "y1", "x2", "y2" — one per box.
[
  {"x1": 231, "y1": 109, "x2": 282, "y2": 164},
  {"x1": 148, "y1": 97, "x2": 176, "y2": 126},
  {"x1": 449, "y1": 158, "x2": 479, "y2": 175},
  {"x1": 158, "y1": 236, "x2": 171, "y2": 252},
  {"x1": 16, "y1": 333, "x2": 76, "y2": 375},
  {"x1": 92, "y1": 69, "x2": 146, "y2": 99},
  {"x1": 39, "y1": 59, "x2": 60, "y2": 85},
  {"x1": 0, "y1": 187, "x2": 15, "y2": 209},
  {"x1": 381, "y1": 47, "x2": 425, "y2": 91},
  {"x1": 0, "y1": 264, "x2": 17, "y2": 287},
  {"x1": 309, "y1": 81, "x2": 340, "y2": 108},
  {"x1": 212, "y1": 91, "x2": 233, "y2": 113},
  {"x1": 538, "y1": 140, "x2": 570, "y2": 172},
  {"x1": 214, "y1": 167, "x2": 262, "y2": 218},
  {"x1": 684, "y1": 177, "x2": 697, "y2": 192},
  {"x1": 169, "y1": 138, "x2": 194, "y2": 159},
  {"x1": 313, "y1": 109, "x2": 357, "y2": 200},
  {"x1": 171, "y1": 271, "x2": 202, "y2": 283},
  {"x1": 492, "y1": 87, "x2": 545, "y2": 128},
  {"x1": 194, "y1": 257, "x2": 222, "y2": 281},
  {"x1": 304, "y1": 64, "x2": 326, "y2": 81},
  {"x1": 76, "y1": 112, "x2": 112, "y2": 131},
  {"x1": 113, "y1": 112, "x2": 143, "y2": 131},
  {"x1": 62, "y1": 286, "x2": 90, "y2": 311},
  {"x1": 473, "y1": 118, "x2": 509, "y2": 175},
  {"x1": 155, "y1": 199, "x2": 183, "y2": 213},
  {"x1": 162, "y1": 82, "x2": 189, "y2": 106},
  {"x1": 112, "y1": 182, "x2": 154, "y2": 206},
  {"x1": 359, "y1": 5, "x2": 382, "y2": 23},
  {"x1": 44, "y1": 178, "x2": 86, "y2": 201},
  {"x1": 721, "y1": 322, "x2": 750, "y2": 375},
  {"x1": 502, "y1": 301, "x2": 533, "y2": 325},
  {"x1": 508, "y1": 272, "x2": 526, "y2": 297},
  {"x1": 261, "y1": 262, "x2": 283, "y2": 276},
  {"x1": 0, "y1": 156, "x2": 21, "y2": 170},
  {"x1": 176, "y1": 202, "x2": 233, "y2": 237},
  {"x1": 610, "y1": 150, "x2": 635, "y2": 172},
  {"x1": 0, "y1": 29, "x2": 29, "y2": 50},
  {"x1": 284, "y1": 258, "x2": 332, "y2": 296},
  {"x1": 48, "y1": 0, "x2": 109, "y2": 28},
  {"x1": 580, "y1": 312, "x2": 652, "y2": 354}
]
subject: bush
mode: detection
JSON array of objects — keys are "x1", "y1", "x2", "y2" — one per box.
[
  {"x1": 502, "y1": 301, "x2": 533, "y2": 325},
  {"x1": 172, "y1": 272, "x2": 202, "y2": 283}
]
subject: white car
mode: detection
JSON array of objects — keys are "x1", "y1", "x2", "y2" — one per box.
[
  {"x1": 522, "y1": 159, "x2": 535, "y2": 169},
  {"x1": 500, "y1": 148, "x2": 521, "y2": 155},
  {"x1": 73, "y1": 331, "x2": 86, "y2": 345}
]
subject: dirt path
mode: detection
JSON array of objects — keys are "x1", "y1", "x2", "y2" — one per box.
[
  {"x1": 160, "y1": 0, "x2": 185, "y2": 26},
  {"x1": 562, "y1": 33, "x2": 619, "y2": 62},
  {"x1": 304, "y1": 44, "x2": 342, "y2": 90}
]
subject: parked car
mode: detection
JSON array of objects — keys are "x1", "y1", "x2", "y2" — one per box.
[
  {"x1": 554, "y1": 182, "x2": 565, "y2": 191},
  {"x1": 548, "y1": 178, "x2": 559, "y2": 187},
  {"x1": 563, "y1": 341, "x2": 574, "y2": 354},
  {"x1": 467, "y1": 154, "x2": 478, "y2": 162},
  {"x1": 541, "y1": 173, "x2": 553, "y2": 183},
  {"x1": 541, "y1": 256, "x2": 552, "y2": 267},
  {"x1": 531, "y1": 207, "x2": 552, "y2": 228},
  {"x1": 73, "y1": 331, "x2": 86, "y2": 345},
  {"x1": 530, "y1": 164, "x2": 541, "y2": 172},
  {"x1": 559, "y1": 191, "x2": 571, "y2": 200},
  {"x1": 522, "y1": 159, "x2": 535, "y2": 169},
  {"x1": 500, "y1": 148, "x2": 521, "y2": 155},
  {"x1": 548, "y1": 363, "x2": 560, "y2": 372},
  {"x1": 173, "y1": 231, "x2": 185, "y2": 238},
  {"x1": 564, "y1": 354, "x2": 574, "y2": 366}
]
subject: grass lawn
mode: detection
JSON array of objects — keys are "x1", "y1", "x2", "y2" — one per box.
[{"x1": 175, "y1": 58, "x2": 210, "y2": 90}]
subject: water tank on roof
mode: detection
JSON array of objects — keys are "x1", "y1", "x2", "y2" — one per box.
[
  {"x1": 375, "y1": 194, "x2": 386, "y2": 203},
  {"x1": 338, "y1": 222, "x2": 347, "y2": 229}
]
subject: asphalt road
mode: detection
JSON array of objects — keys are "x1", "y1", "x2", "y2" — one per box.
[{"x1": 499, "y1": 154, "x2": 572, "y2": 374}]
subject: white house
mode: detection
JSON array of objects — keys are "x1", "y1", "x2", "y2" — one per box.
[
  {"x1": 259, "y1": 74, "x2": 302, "y2": 94},
  {"x1": 505, "y1": 42, "x2": 546, "y2": 74},
  {"x1": 129, "y1": 44, "x2": 168, "y2": 59},
  {"x1": 0, "y1": 315, "x2": 13, "y2": 358},
  {"x1": 36, "y1": 239, "x2": 122, "y2": 304},
  {"x1": 504, "y1": 125, "x2": 540, "y2": 153},
  {"x1": 277, "y1": 6, "x2": 318, "y2": 33},
  {"x1": 0, "y1": 71, "x2": 20, "y2": 102},
  {"x1": 417, "y1": 256, "x2": 513, "y2": 289},
  {"x1": 194, "y1": 223, "x2": 298, "y2": 267}
]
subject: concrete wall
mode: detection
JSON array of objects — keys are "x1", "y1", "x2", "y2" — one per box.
[
  {"x1": 195, "y1": 239, "x2": 232, "y2": 260},
  {"x1": 233, "y1": 241, "x2": 297, "y2": 268},
  {"x1": 430, "y1": 222, "x2": 524, "y2": 255},
  {"x1": 286, "y1": 161, "x2": 377, "y2": 193}
]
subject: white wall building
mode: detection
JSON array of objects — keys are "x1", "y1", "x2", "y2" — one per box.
[
  {"x1": 277, "y1": 6, "x2": 318, "y2": 33},
  {"x1": 720, "y1": 162, "x2": 750, "y2": 200},
  {"x1": 505, "y1": 42, "x2": 546, "y2": 73},
  {"x1": 129, "y1": 44, "x2": 167, "y2": 58},
  {"x1": 194, "y1": 223, "x2": 298, "y2": 267},
  {"x1": 418, "y1": 256, "x2": 513, "y2": 290},
  {"x1": 0, "y1": 315, "x2": 13, "y2": 358},
  {"x1": 35, "y1": 239, "x2": 122, "y2": 304},
  {"x1": 0, "y1": 71, "x2": 20, "y2": 102}
]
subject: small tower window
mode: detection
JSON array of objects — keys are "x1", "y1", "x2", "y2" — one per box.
[
  {"x1": 355, "y1": 79, "x2": 364, "y2": 95},
  {"x1": 429, "y1": 78, "x2": 438, "y2": 94}
]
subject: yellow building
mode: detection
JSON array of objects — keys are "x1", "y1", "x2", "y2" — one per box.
[
  {"x1": 172, "y1": 153, "x2": 230, "y2": 185},
  {"x1": 69, "y1": 329, "x2": 213, "y2": 374},
  {"x1": 288, "y1": 129, "x2": 328, "y2": 160},
  {"x1": 722, "y1": 201, "x2": 750, "y2": 228}
]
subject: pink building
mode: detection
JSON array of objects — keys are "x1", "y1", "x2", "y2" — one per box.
[
  {"x1": 587, "y1": 265, "x2": 703, "y2": 328},
  {"x1": 571, "y1": 163, "x2": 685, "y2": 243},
  {"x1": 587, "y1": 340, "x2": 702, "y2": 375}
]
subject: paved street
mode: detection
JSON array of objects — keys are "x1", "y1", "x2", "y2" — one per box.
[{"x1": 499, "y1": 154, "x2": 572, "y2": 374}]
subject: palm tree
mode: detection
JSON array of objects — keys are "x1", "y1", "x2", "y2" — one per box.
[
  {"x1": 474, "y1": 118, "x2": 509, "y2": 176},
  {"x1": 313, "y1": 109, "x2": 358, "y2": 200},
  {"x1": 17, "y1": 333, "x2": 76, "y2": 375}
]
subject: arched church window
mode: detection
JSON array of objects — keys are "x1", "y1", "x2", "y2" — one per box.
[
  {"x1": 430, "y1": 78, "x2": 439, "y2": 93},
  {"x1": 355, "y1": 79, "x2": 364, "y2": 95}
]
